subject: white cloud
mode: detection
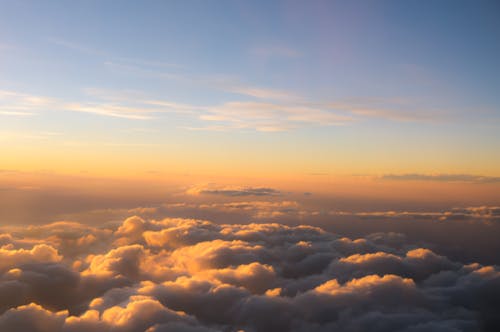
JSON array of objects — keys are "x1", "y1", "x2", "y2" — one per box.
[
  {"x1": 0, "y1": 90, "x2": 55, "y2": 116},
  {"x1": 0, "y1": 216, "x2": 498, "y2": 331}
]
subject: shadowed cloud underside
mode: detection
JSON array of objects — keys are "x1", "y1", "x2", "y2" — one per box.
[{"x1": 0, "y1": 216, "x2": 499, "y2": 332}]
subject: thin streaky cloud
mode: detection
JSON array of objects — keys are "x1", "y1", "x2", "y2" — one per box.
[
  {"x1": 103, "y1": 60, "x2": 296, "y2": 103},
  {"x1": 200, "y1": 101, "x2": 353, "y2": 131},
  {"x1": 348, "y1": 107, "x2": 439, "y2": 122},
  {"x1": 381, "y1": 173, "x2": 500, "y2": 184},
  {"x1": 101, "y1": 57, "x2": 440, "y2": 124},
  {"x1": 82, "y1": 89, "x2": 202, "y2": 115},
  {"x1": 0, "y1": 89, "x2": 56, "y2": 115},
  {"x1": 0, "y1": 111, "x2": 35, "y2": 116},
  {"x1": 47, "y1": 37, "x2": 107, "y2": 56},
  {"x1": 1, "y1": 86, "x2": 451, "y2": 129},
  {"x1": 328, "y1": 98, "x2": 444, "y2": 123},
  {"x1": 64, "y1": 103, "x2": 156, "y2": 120},
  {"x1": 226, "y1": 86, "x2": 297, "y2": 101},
  {"x1": 48, "y1": 39, "x2": 450, "y2": 124},
  {"x1": 49, "y1": 37, "x2": 182, "y2": 71},
  {"x1": 143, "y1": 100, "x2": 205, "y2": 114},
  {"x1": 33, "y1": 86, "x2": 354, "y2": 129}
]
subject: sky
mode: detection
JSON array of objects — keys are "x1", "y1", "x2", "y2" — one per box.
[
  {"x1": 1, "y1": 0, "x2": 500, "y2": 179},
  {"x1": 1, "y1": 0, "x2": 500, "y2": 223},
  {"x1": 1, "y1": 2, "x2": 500, "y2": 331}
]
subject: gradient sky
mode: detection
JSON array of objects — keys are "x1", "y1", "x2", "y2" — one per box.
[
  {"x1": 2, "y1": 4, "x2": 500, "y2": 330},
  {"x1": 1, "y1": 0, "x2": 500, "y2": 181}
]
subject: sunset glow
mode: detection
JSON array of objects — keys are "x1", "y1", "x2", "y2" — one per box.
[{"x1": 1, "y1": 1, "x2": 499, "y2": 331}]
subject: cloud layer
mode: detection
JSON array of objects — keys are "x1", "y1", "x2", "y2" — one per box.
[
  {"x1": 382, "y1": 173, "x2": 500, "y2": 184},
  {"x1": 186, "y1": 184, "x2": 281, "y2": 197},
  {"x1": 0, "y1": 216, "x2": 499, "y2": 332}
]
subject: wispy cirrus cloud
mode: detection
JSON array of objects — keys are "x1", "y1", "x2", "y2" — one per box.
[
  {"x1": 0, "y1": 86, "x2": 354, "y2": 129},
  {"x1": 49, "y1": 37, "x2": 181, "y2": 69},
  {"x1": 328, "y1": 97, "x2": 445, "y2": 123},
  {"x1": 45, "y1": 38, "x2": 450, "y2": 127},
  {"x1": 0, "y1": 111, "x2": 35, "y2": 116},
  {"x1": 64, "y1": 103, "x2": 157, "y2": 120},
  {"x1": 3, "y1": 39, "x2": 453, "y2": 128},
  {"x1": 198, "y1": 101, "x2": 353, "y2": 132},
  {"x1": 0, "y1": 88, "x2": 197, "y2": 120},
  {"x1": 226, "y1": 86, "x2": 296, "y2": 101},
  {"x1": 47, "y1": 37, "x2": 107, "y2": 56},
  {"x1": 0, "y1": 86, "x2": 454, "y2": 131},
  {"x1": 0, "y1": 90, "x2": 55, "y2": 117}
]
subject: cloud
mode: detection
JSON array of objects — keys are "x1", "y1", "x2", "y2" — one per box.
[
  {"x1": 186, "y1": 184, "x2": 281, "y2": 197},
  {"x1": 0, "y1": 217, "x2": 498, "y2": 331},
  {"x1": 64, "y1": 103, "x2": 156, "y2": 120},
  {"x1": 94, "y1": 92, "x2": 446, "y2": 130},
  {"x1": 226, "y1": 86, "x2": 296, "y2": 101},
  {"x1": 0, "y1": 90, "x2": 55, "y2": 117},
  {"x1": 199, "y1": 101, "x2": 353, "y2": 131},
  {"x1": 0, "y1": 244, "x2": 62, "y2": 273},
  {"x1": 330, "y1": 206, "x2": 500, "y2": 223},
  {"x1": 0, "y1": 303, "x2": 67, "y2": 332},
  {"x1": 49, "y1": 38, "x2": 181, "y2": 69},
  {"x1": 329, "y1": 97, "x2": 443, "y2": 123},
  {"x1": 1, "y1": 87, "x2": 352, "y2": 130},
  {"x1": 381, "y1": 173, "x2": 500, "y2": 183},
  {"x1": 199, "y1": 201, "x2": 304, "y2": 219},
  {"x1": 2, "y1": 85, "x2": 447, "y2": 130}
]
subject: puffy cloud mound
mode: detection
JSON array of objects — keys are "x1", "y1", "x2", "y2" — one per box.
[{"x1": 0, "y1": 216, "x2": 499, "y2": 332}]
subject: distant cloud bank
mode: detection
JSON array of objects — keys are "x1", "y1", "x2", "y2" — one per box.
[
  {"x1": 382, "y1": 173, "x2": 500, "y2": 183},
  {"x1": 186, "y1": 184, "x2": 281, "y2": 197},
  {"x1": 0, "y1": 216, "x2": 498, "y2": 331}
]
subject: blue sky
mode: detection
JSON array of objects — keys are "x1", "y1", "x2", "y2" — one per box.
[{"x1": 1, "y1": 0, "x2": 500, "y2": 176}]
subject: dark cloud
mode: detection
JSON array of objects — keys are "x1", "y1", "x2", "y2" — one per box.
[
  {"x1": 201, "y1": 188, "x2": 280, "y2": 196},
  {"x1": 333, "y1": 206, "x2": 500, "y2": 223},
  {"x1": 0, "y1": 217, "x2": 499, "y2": 331},
  {"x1": 187, "y1": 184, "x2": 281, "y2": 197}
]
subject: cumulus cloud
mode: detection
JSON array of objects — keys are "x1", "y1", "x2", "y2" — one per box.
[
  {"x1": 0, "y1": 217, "x2": 498, "y2": 331},
  {"x1": 0, "y1": 303, "x2": 67, "y2": 332}
]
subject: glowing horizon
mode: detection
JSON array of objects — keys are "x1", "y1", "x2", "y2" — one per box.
[
  {"x1": 1, "y1": 1, "x2": 500, "y2": 331},
  {"x1": 1, "y1": 1, "x2": 500, "y2": 187}
]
